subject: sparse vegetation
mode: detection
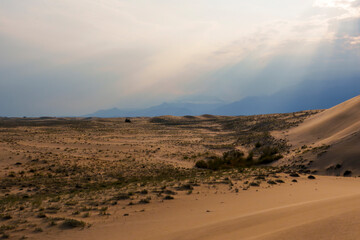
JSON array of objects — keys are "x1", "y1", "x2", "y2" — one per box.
[
  {"x1": 195, "y1": 147, "x2": 283, "y2": 170},
  {"x1": 0, "y1": 112, "x2": 320, "y2": 237}
]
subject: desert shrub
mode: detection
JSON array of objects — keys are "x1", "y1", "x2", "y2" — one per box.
[
  {"x1": 258, "y1": 146, "x2": 283, "y2": 164},
  {"x1": 194, "y1": 146, "x2": 284, "y2": 170},
  {"x1": 1, "y1": 233, "x2": 9, "y2": 239},
  {"x1": 207, "y1": 150, "x2": 251, "y2": 170},
  {"x1": 163, "y1": 190, "x2": 176, "y2": 195},
  {"x1": 343, "y1": 170, "x2": 352, "y2": 177},
  {"x1": 0, "y1": 225, "x2": 15, "y2": 232},
  {"x1": 195, "y1": 160, "x2": 208, "y2": 169},
  {"x1": 62, "y1": 218, "x2": 86, "y2": 228},
  {"x1": 34, "y1": 227, "x2": 43, "y2": 233},
  {"x1": 1, "y1": 214, "x2": 12, "y2": 220},
  {"x1": 37, "y1": 213, "x2": 46, "y2": 218},
  {"x1": 206, "y1": 156, "x2": 226, "y2": 170},
  {"x1": 139, "y1": 198, "x2": 150, "y2": 204},
  {"x1": 140, "y1": 189, "x2": 148, "y2": 195},
  {"x1": 249, "y1": 182, "x2": 260, "y2": 187},
  {"x1": 289, "y1": 173, "x2": 300, "y2": 177},
  {"x1": 163, "y1": 195, "x2": 174, "y2": 200},
  {"x1": 308, "y1": 175, "x2": 316, "y2": 179},
  {"x1": 267, "y1": 180, "x2": 277, "y2": 185},
  {"x1": 113, "y1": 193, "x2": 130, "y2": 200},
  {"x1": 177, "y1": 184, "x2": 193, "y2": 191}
]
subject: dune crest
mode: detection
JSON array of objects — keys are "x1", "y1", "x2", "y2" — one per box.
[{"x1": 288, "y1": 95, "x2": 360, "y2": 145}]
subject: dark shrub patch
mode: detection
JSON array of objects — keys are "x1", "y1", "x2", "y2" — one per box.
[
  {"x1": 195, "y1": 160, "x2": 208, "y2": 169},
  {"x1": 140, "y1": 189, "x2": 148, "y2": 195},
  {"x1": 34, "y1": 227, "x2": 43, "y2": 233},
  {"x1": 308, "y1": 175, "x2": 316, "y2": 179},
  {"x1": 113, "y1": 193, "x2": 130, "y2": 200},
  {"x1": 139, "y1": 198, "x2": 150, "y2": 204},
  {"x1": 195, "y1": 150, "x2": 254, "y2": 170},
  {"x1": 163, "y1": 195, "x2": 174, "y2": 200},
  {"x1": 343, "y1": 170, "x2": 352, "y2": 177},
  {"x1": 194, "y1": 147, "x2": 283, "y2": 170},
  {"x1": 62, "y1": 219, "x2": 86, "y2": 228},
  {"x1": 1, "y1": 214, "x2": 12, "y2": 220},
  {"x1": 289, "y1": 173, "x2": 300, "y2": 177},
  {"x1": 163, "y1": 190, "x2": 176, "y2": 195},
  {"x1": 177, "y1": 184, "x2": 193, "y2": 191},
  {"x1": 37, "y1": 213, "x2": 46, "y2": 218},
  {"x1": 258, "y1": 146, "x2": 283, "y2": 164}
]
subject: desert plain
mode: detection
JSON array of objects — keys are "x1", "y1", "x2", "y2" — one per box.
[{"x1": 1, "y1": 96, "x2": 360, "y2": 239}]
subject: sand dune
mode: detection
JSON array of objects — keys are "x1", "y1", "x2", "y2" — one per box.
[
  {"x1": 285, "y1": 95, "x2": 360, "y2": 175},
  {"x1": 288, "y1": 95, "x2": 360, "y2": 146}
]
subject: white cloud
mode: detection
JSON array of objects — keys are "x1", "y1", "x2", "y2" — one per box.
[{"x1": 314, "y1": 0, "x2": 360, "y2": 17}]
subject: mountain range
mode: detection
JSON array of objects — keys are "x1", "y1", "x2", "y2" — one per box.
[{"x1": 84, "y1": 75, "x2": 360, "y2": 117}]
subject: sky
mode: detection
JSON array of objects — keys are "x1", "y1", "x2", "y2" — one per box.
[{"x1": 0, "y1": 0, "x2": 360, "y2": 116}]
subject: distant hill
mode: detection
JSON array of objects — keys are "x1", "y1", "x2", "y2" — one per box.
[
  {"x1": 214, "y1": 75, "x2": 360, "y2": 115},
  {"x1": 85, "y1": 75, "x2": 360, "y2": 117},
  {"x1": 83, "y1": 102, "x2": 225, "y2": 118}
]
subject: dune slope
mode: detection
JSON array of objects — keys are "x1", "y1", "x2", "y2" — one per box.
[{"x1": 286, "y1": 95, "x2": 360, "y2": 174}]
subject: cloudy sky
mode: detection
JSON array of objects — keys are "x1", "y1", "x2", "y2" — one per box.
[{"x1": 0, "y1": 0, "x2": 360, "y2": 116}]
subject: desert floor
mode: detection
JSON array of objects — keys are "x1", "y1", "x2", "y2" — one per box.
[
  {"x1": 1, "y1": 113, "x2": 358, "y2": 240},
  {"x1": 43, "y1": 175, "x2": 360, "y2": 240}
]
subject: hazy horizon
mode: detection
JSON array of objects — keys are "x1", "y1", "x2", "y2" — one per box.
[{"x1": 1, "y1": 0, "x2": 360, "y2": 116}]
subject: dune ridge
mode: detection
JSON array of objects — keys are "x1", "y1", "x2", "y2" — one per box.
[{"x1": 288, "y1": 95, "x2": 360, "y2": 145}]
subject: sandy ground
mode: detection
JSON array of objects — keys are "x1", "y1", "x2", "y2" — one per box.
[
  {"x1": 41, "y1": 175, "x2": 360, "y2": 240},
  {"x1": 1, "y1": 108, "x2": 359, "y2": 240}
]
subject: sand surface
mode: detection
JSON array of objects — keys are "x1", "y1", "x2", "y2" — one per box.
[{"x1": 41, "y1": 176, "x2": 360, "y2": 240}]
